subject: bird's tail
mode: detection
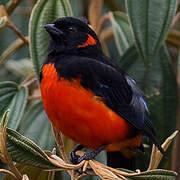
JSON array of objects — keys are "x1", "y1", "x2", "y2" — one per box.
[{"x1": 107, "y1": 151, "x2": 136, "y2": 171}]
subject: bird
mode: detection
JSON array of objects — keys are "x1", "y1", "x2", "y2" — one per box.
[{"x1": 40, "y1": 17, "x2": 164, "y2": 170}]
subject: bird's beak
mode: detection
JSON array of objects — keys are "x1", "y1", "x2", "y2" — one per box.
[{"x1": 44, "y1": 24, "x2": 63, "y2": 36}]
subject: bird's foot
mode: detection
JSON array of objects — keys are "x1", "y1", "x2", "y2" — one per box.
[
  {"x1": 70, "y1": 144, "x2": 106, "y2": 164},
  {"x1": 70, "y1": 144, "x2": 83, "y2": 164}
]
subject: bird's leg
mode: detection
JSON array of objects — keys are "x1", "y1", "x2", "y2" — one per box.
[
  {"x1": 70, "y1": 144, "x2": 84, "y2": 164},
  {"x1": 76, "y1": 144, "x2": 106, "y2": 164}
]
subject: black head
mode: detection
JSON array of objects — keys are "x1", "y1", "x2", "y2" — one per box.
[{"x1": 44, "y1": 17, "x2": 102, "y2": 55}]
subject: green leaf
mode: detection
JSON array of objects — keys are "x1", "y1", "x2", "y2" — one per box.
[
  {"x1": 109, "y1": 11, "x2": 133, "y2": 56},
  {"x1": 18, "y1": 100, "x2": 55, "y2": 150},
  {"x1": 0, "y1": 81, "x2": 18, "y2": 117},
  {"x1": 126, "y1": 0, "x2": 178, "y2": 64},
  {"x1": 29, "y1": 0, "x2": 73, "y2": 79},
  {"x1": 119, "y1": 44, "x2": 138, "y2": 70},
  {"x1": 8, "y1": 86, "x2": 28, "y2": 130},
  {"x1": 148, "y1": 46, "x2": 178, "y2": 141},
  {"x1": 119, "y1": 45, "x2": 163, "y2": 95},
  {"x1": 6, "y1": 127, "x2": 56, "y2": 169},
  {"x1": 0, "y1": 81, "x2": 18, "y2": 102},
  {"x1": 126, "y1": 169, "x2": 177, "y2": 180},
  {"x1": 119, "y1": 45, "x2": 178, "y2": 170},
  {"x1": 0, "y1": 109, "x2": 9, "y2": 127}
]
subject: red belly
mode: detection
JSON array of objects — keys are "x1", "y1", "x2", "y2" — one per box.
[{"x1": 40, "y1": 63, "x2": 133, "y2": 150}]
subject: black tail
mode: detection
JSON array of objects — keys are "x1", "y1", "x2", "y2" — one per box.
[{"x1": 107, "y1": 152, "x2": 136, "y2": 171}]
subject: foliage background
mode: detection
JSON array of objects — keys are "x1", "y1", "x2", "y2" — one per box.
[{"x1": 0, "y1": 0, "x2": 180, "y2": 179}]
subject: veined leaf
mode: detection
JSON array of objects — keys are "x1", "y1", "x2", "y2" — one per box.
[
  {"x1": 18, "y1": 100, "x2": 55, "y2": 150},
  {"x1": 0, "y1": 81, "x2": 18, "y2": 102},
  {"x1": 119, "y1": 44, "x2": 163, "y2": 95},
  {"x1": 0, "y1": 81, "x2": 18, "y2": 117},
  {"x1": 119, "y1": 45, "x2": 178, "y2": 170},
  {"x1": 29, "y1": 0, "x2": 73, "y2": 80},
  {"x1": 119, "y1": 44, "x2": 138, "y2": 70},
  {"x1": 148, "y1": 46, "x2": 178, "y2": 141},
  {"x1": 126, "y1": 0, "x2": 178, "y2": 64},
  {"x1": 8, "y1": 86, "x2": 28, "y2": 130},
  {"x1": 6, "y1": 127, "x2": 56, "y2": 169},
  {"x1": 0, "y1": 109, "x2": 9, "y2": 127},
  {"x1": 109, "y1": 11, "x2": 133, "y2": 56}
]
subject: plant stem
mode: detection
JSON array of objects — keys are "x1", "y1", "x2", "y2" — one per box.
[
  {"x1": 7, "y1": 21, "x2": 29, "y2": 44},
  {"x1": 0, "y1": 169, "x2": 18, "y2": 179},
  {"x1": 97, "y1": 14, "x2": 110, "y2": 36},
  {"x1": 171, "y1": 12, "x2": 180, "y2": 28},
  {"x1": 5, "y1": 0, "x2": 24, "y2": 15},
  {"x1": 52, "y1": 126, "x2": 68, "y2": 163},
  {"x1": 88, "y1": 0, "x2": 103, "y2": 33}
]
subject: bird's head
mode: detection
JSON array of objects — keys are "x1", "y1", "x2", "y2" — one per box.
[{"x1": 44, "y1": 17, "x2": 102, "y2": 55}]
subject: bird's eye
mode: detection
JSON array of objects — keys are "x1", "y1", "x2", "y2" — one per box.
[{"x1": 68, "y1": 27, "x2": 77, "y2": 32}]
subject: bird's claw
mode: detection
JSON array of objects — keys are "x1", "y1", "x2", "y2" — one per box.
[
  {"x1": 70, "y1": 144, "x2": 106, "y2": 164},
  {"x1": 70, "y1": 151, "x2": 81, "y2": 164}
]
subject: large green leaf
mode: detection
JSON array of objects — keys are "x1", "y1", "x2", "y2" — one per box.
[
  {"x1": 0, "y1": 81, "x2": 18, "y2": 117},
  {"x1": 120, "y1": 46, "x2": 178, "y2": 136},
  {"x1": 7, "y1": 86, "x2": 28, "y2": 130},
  {"x1": 18, "y1": 100, "x2": 55, "y2": 150},
  {"x1": 109, "y1": 11, "x2": 133, "y2": 56},
  {"x1": 29, "y1": 0, "x2": 73, "y2": 80},
  {"x1": 119, "y1": 44, "x2": 163, "y2": 95},
  {"x1": 0, "y1": 110, "x2": 54, "y2": 169},
  {"x1": 6, "y1": 127, "x2": 56, "y2": 169},
  {"x1": 126, "y1": 0, "x2": 178, "y2": 64},
  {"x1": 119, "y1": 44, "x2": 138, "y2": 70},
  {"x1": 148, "y1": 46, "x2": 178, "y2": 141},
  {"x1": 119, "y1": 45, "x2": 178, "y2": 170}
]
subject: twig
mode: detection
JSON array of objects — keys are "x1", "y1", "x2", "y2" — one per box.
[
  {"x1": 0, "y1": 4, "x2": 28, "y2": 44},
  {"x1": 28, "y1": 95, "x2": 41, "y2": 100},
  {"x1": 171, "y1": 12, "x2": 180, "y2": 28},
  {"x1": 7, "y1": 21, "x2": 29, "y2": 44},
  {"x1": 20, "y1": 76, "x2": 37, "y2": 87},
  {"x1": 99, "y1": 27, "x2": 114, "y2": 42},
  {"x1": 148, "y1": 130, "x2": 179, "y2": 170},
  {"x1": 88, "y1": 0, "x2": 103, "y2": 33},
  {"x1": 0, "y1": 37, "x2": 29, "y2": 69},
  {"x1": 82, "y1": 160, "x2": 89, "y2": 172},
  {"x1": 52, "y1": 126, "x2": 69, "y2": 163},
  {"x1": 5, "y1": 0, "x2": 24, "y2": 15},
  {"x1": 0, "y1": 169, "x2": 18, "y2": 179},
  {"x1": 96, "y1": 14, "x2": 110, "y2": 36}
]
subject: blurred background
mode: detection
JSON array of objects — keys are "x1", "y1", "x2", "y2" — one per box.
[{"x1": 0, "y1": 0, "x2": 180, "y2": 179}]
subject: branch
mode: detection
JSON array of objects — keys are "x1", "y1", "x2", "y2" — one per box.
[
  {"x1": 171, "y1": 12, "x2": 180, "y2": 28},
  {"x1": 96, "y1": 14, "x2": 110, "y2": 36},
  {"x1": 5, "y1": 0, "x2": 24, "y2": 15},
  {"x1": 0, "y1": 169, "x2": 18, "y2": 179},
  {"x1": 7, "y1": 21, "x2": 29, "y2": 44}
]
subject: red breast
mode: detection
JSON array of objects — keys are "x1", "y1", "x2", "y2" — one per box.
[{"x1": 40, "y1": 63, "x2": 137, "y2": 151}]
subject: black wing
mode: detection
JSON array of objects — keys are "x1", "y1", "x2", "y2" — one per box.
[{"x1": 55, "y1": 56, "x2": 163, "y2": 153}]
